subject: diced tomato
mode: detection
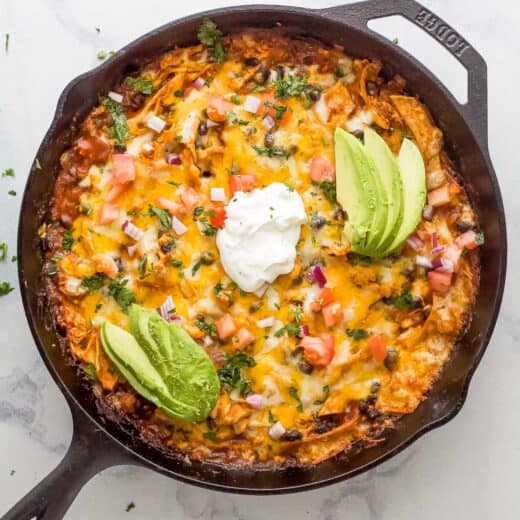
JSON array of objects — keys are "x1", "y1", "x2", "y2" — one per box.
[
  {"x1": 229, "y1": 174, "x2": 257, "y2": 195},
  {"x1": 311, "y1": 287, "x2": 335, "y2": 312},
  {"x1": 443, "y1": 244, "x2": 462, "y2": 272},
  {"x1": 98, "y1": 203, "x2": 119, "y2": 224},
  {"x1": 106, "y1": 183, "x2": 128, "y2": 202},
  {"x1": 301, "y1": 334, "x2": 335, "y2": 367},
  {"x1": 76, "y1": 136, "x2": 111, "y2": 164},
  {"x1": 156, "y1": 197, "x2": 185, "y2": 216},
  {"x1": 455, "y1": 230, "x2": 480, "y2": 250},
  {"x1": 427, "y1": 185, "x2": 451, "y2": 207},
  {"x1": 207, "y1": 95, "x2": 233, "y2": 123},
  {"x1": 216, "y1": 314, "x2": 237, "y2": 339},
  {"x1": 92, "y1": 253, "x2": 119, "y2": 279},
  {"x1": 310, "y1": 156, "x2": 335, "y2": 183},
  {"x1": 111, "y1": 154, "x2": 135, "y2": 184},
  {"x1": 428, "y1": 270, "x2": 453, "y2": 294},
  {"x1": 322, "y1": 302, "x2": 343, "y2": 327},
  {"x1": 179, "y1": 187, "x2": 200, "y2": 213},
  {"x1": 209, "y1": 206, "x2": 227, "y2": 228},
  {"x1": 368, "y1": 335, "x2": 387, "y2": 363},
  {"x1": 234, "y1": 327, "x2": 255, "y2": 349}
]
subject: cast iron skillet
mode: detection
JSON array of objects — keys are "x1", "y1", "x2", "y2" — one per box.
[{"x1": 5, "y1": 0, "x2": 506, "y2": 518}]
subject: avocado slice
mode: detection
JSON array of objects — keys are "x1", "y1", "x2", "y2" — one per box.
[
  {"x1": 101, "y1": 305, "x2": 220, "y2": 422},
  {"x1": 363, "y1": 128, "x2": 403, "y2": 252},
  {"x1": 380, "y1": 138, "x2": 426, "y2": 255},
  {"x1": 335, "y1": 128, "x2": 377, "y2": 250}
]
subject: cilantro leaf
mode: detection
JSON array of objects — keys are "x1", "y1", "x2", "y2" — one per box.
[
  {"x1": 62, "y1": 229, "x2": 73, "y2": 251},
  {"x1": 84, "y1": 363, "x2": 97, "y2": 381},
  {"x1": 2, "y1": 168, "x2": 14, "y2": 177},
  {"x1": 0, "y1": 281, "x2": 14, "y2": 296},
  {"x1": 0, "y1": 243, "x2": 7, "y2": 261},
  {"x1": 388, "y1": 290, "x2": 415, "y2": 311},
  {"x1": 148, "y1": 204, "x2": 172, "y2": 231},
  {"x1": 217, "y1": 352, "x2": 256, "y2": 396},
  {"x1": 253, "y1": 145, "x2": 289, "y2": 158},
  {"x1": 107, "y1": 277, "x2": 136, "y2": 311},
  {"x1": 124, "y1": 76, "x2": 153, "y2": 95},
  {"x1": 197, "y1": 18, "x2": 226, "y2": 64},
  {"x1": 195, "y1": 316, "x2": 218, "y2": 338},
  {"x1": 313, "y1": 385, "x2": 330, "y2": 406},
  {"x1": 103, "y1": 98, "x2": 131, "y2": 145},
  {"x1": 347, "y1": 328, "x2": 369, "y2": 341},
  {"x1": 314, "y1": 181, "x2": 336, "y2": 204},
  {"x1": 289, "y1": 386, "x2": 303, "y2": 412},
  {"x1": 81, "y1": 273, "x2": 107, "y2": 292}
]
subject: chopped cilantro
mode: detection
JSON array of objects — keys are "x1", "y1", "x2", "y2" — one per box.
[
  {"x1": 274, "y1": 322, "x2": 300, "y2": 338},
  {"x1": 252, "y1": 85, "x2": 267, "y2": 93},
  {"x1": 95, "y1": 27, "x2": 101, "y2": 33},
  {"x1": 289, "y1": 386, "x2": 303, "y2": 412},
  {"x1": 124, "y1": 76, "x2": 153, "y2": 95},
  {"x1": 62, "y1": 229, "x2": 73, "y2": 251},
  {"x1": 253, "y1": 145, "x2": 289, "y2": 158},
  {"x1": 125, "y1": 502, "x2": 135, "y2": 513},
  {"x1": 274, "y1": 75, "x2": 308, "y2": 99},
  {"x1": 0, "y1": 243, "x2": 7, "y2": 261},
  {"x1": 268, "y1": 409, "x2": 276, "y2": 423},
  {"x1": 213, "y1": 281, "x2": 224, "y2": 295},
  {"x1": 225, "y1": 111, "x2": 249, "y2": 126},
  {"x1": 392, "y1": 37, "x2": 399, "y2": 44},
  {"x1": 0, "y1": 281, "x2": 14, "y2": 296},
  {"x1": 217, "y1": 352, "x2": 256, "y2": 396},
  {"x1": 347, "y1": 328, "x2": 369, "y2": 341},
  {"x1": 203, "y1": 431, "x2": 217, "y2": 440},
  {"x1": 103, "y1": 98, "x2": 131, "y2": 145},
  {"x1": 475, "y1": 232, "x2": 485, "y2": 246},
  {"x1": 97, "y1": 50, "x2": 115, "y2": 61},
  {"x1": 388, "y1": 290, "x2": 415, "y2": 311},
  {"x1": 8, "y1": 190, "x2": 16, "y2": 196},
  {"x1": 314, "y1": 181, "x2": 336, "y2": 204},
  {"x1": 230, "y1": 95, "x2": 242, "y2": 105},
  {"x1": 2, "y1": 168, "x2": 14, "y2": 177},
  {"x1": 138, "y1": 254, "x2": 148, "y2": 278},
  {"x1": 197, "y1": 18, "x2": 226, "y2": 64},
  {"x1": 5, "y1": 33, "x2": 9, "y2": 53},
  {"x1": 82, "y1": 273, "x2": 107, "y2": 292},
  {"x1": 107, "y1": 277, "x2": 136, "y2": 311},
  {"x1": 195, "y1": 316, "x2": 218, "y2": 338},
  {"x1": 168, "y1": 258, "x2": 183, "y2": 268},
  {"x1": 84, "y1": 363, "x2": 97, "y2": 381},
  {"x1": 284, "y1": 183, "x2": 295, "y2": 192},
  {"x1": 11, "y1": 255, "x2": 17, "y2": 262},
  {"x1": 264, "y1": 101, "x2": 287, "y2": 120},
  {"x1": 313, "y1": 385, "x2": 330, "y2": 406},
  {"x1": 9, "y1": 469, "x2": 15, "y2": 476},
  {"x1": 174, "y1": 89, "x2": 184, "y2": 97},
  {"x1": 191, "y1": 258, "x2": 203, "y2": 275},
  {"x1": 148, "y1": 204, "x2": 172, "y2": 231}
]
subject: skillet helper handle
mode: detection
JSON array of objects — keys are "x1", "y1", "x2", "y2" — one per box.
[
  {"x1": 3, "y1": 406, "x2": 132, "y2": 520},
  {"x1": 322, "y1": 0, "x2": 488, "y2": 147}
]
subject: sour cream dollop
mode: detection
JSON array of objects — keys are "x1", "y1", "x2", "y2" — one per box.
[{"x1": 216, "y1": 182, "x2": 306, "y2": 292}]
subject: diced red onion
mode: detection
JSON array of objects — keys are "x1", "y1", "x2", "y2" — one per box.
[
  {"x1": 203, "y1": 335, "x2": 213, "y2": 348},
  {"x1": 108, "y1": 91, "x2": 123, "y2": 103},
  {"x1": 435, "y1": 258, "x2": 454, "y2": 273},
  {"x1": 431, "y1": 245, "x2": 446, "y2": 256},
  {"x1": 311, "y1": 264, "x2": 327, "y2": 288},
  {"x1": 244, "y1": 95, "x2": 261, "y2": 114},
  {"x1": 423, "y1": 204, "x2": 434, "y2": 221},
  {"x1": 256, "y1": 316, "x2": 275, "y2": 328},
  {"x1": 122, "y1": 220, "x2": 143, "y2": 240},
  {"x1": 268, "y1": 421, "x2": 286, "y2": 440},
  {"x1": 431, "y1": 232, "x2": 438, "y2": 249},
  {"x1": 415, "y1": 255, "x2": 433, "y2": 269},
  {"x1": 171, "y1": 216, "x2": 188, "y2": 235},
  {"x1": 193, "y1": 77, "x2": 205, "y2": 89},
  {"x1": 406, "y1": 235, "x2": 424, "y2": 251},
  {"x1": 127, "y1": 244, "x2": 138, "y2": 257},
  {"x1": 262, "y1": 115, "x2": 276, "y2": 131},
  {"x1": 158, "y1": 295, "x2": 175, "y2": 321},
  {"x1": 300, "y1": 325, "x2": 310, "y2": 337},
  {"x1": 245, "y1": 394, "x2": 265, "y2": 410},
  {"x1": 166, "y1": 153, "x2": 181, "y2": 165}
]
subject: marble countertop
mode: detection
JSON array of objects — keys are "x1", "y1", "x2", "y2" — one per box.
[{"x1": 0, "y1": 0, "x2": 518, "y2": 518}]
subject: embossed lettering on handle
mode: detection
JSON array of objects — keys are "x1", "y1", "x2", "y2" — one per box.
[{"x1": 414, "y1": 8, "x2": 469, "y2": 57}]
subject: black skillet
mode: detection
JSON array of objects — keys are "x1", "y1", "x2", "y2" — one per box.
[{"x1": 5, "y1": 0, "x2": 506, "y2": 518}]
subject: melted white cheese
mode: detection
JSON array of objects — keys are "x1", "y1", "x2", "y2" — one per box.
[{"x1": 216, "y1": 182, "x2": 306, "y2": 292}]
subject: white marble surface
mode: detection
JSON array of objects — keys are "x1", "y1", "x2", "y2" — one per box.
[{"x1": 0, "y1": 0, "x2": 518, "y2": 518}]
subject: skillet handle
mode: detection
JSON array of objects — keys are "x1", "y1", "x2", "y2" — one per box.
[
  {"x1": 322, "y1": 0, "x2": 488, "y2": 147},
  {"x1": 2, "y1": 405, "x2": 134, "y2": 520}
]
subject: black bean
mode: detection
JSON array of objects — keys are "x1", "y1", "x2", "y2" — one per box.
[
  {"x1": 198, "y1": 120, "x2": 208, "y2": 136},
  {"x1": 314, "y1": 422, "x2": 332, "y2": 434},
  {"x1": 297, "y1": 360, "x2": 314, "y2": 375},
  {"x1": 201, "y1": 251, "x2": 215, "y2": 265},
  {"x1": 366, "y1": 80, "x2": 379, "y2": 96},
  {"x1": 202, "y1": 170, "x2": 212, "y2": 178},
  {"x1": 456, "y1": 221, "x2": 473, "y2": 232},
  {"x1": 254, "y1": 67, "x2": 270, "y2": 85},
  {"x1": 160, "y1": 240, "x2": 175, "y2": 253},
  {"x1": 264, "y1": 132, "x2": 275, "y2": 148},
  {"x1": 282, "y1": 429, "x2": 302, "y2": 441},
  {"x1": 366, "y1": 407, "x2": 381, "y2": 420},
  {"x1": 384, "y1": 347, "x2": 399, "y2": 371},
  {"x1": 114, "y1": 144, "x2": 127, "y2": 153},
  {"x1": 308, "y1": 87, "x2": 321, "y2": 102},
  {"x1": 311, "y1": 214, "x2": 326, "y2": 230},
  {"x1": 333, "y1": 207, "x2": 347, "y2": 221},
  {"x1": 244, "y1": 57, "x2": 259, "y2": 67},
  {"x1": 358, "y1": 400, "x2": 369, "y2": 415}
]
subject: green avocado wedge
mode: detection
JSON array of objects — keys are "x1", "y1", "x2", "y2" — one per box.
[
  {"x1": 363, "y1": 127, "x2": 403, "y2": 252},
  {"x1": 101, "y1": 304, "x2": 220, "y2": 423},
  {"x1": 335, "y1": 128, "x2": 377, "y2": 250},
  {"x1": 379, "y1": 138, "x2": 426, "y2": 256}
]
